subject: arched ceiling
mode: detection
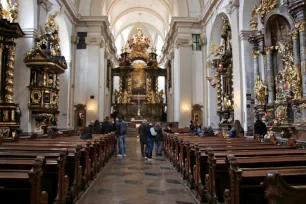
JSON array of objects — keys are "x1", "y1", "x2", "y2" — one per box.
[{"x1": 79, "y1": 0, "x2": 202, "y2": 55}]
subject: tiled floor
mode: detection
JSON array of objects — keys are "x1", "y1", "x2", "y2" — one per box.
[{"x1": 81, "y1": 137, "x2": 196, "y2": 204}]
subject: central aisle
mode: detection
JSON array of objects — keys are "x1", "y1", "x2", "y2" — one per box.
[{"x1": 81, "y1": 137, "x2": 196, "y2": 204}]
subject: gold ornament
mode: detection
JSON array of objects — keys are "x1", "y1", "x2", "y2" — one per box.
[
  {"x1": 255, "y1": 0, "x2": 278, "y2": 23},
  {"x1": 31, "y1": 90, "x2": 42, "y2": 104},
  {"x1": 5, "y1": 45, "x2": 16, "y2": 103},
  {"x1": 254, "y1": 75, "x2": 268, "y2": 104},
  {"x1": 45, "y1": 14, "x2": 59, "y2": 34},
  {"x1": 127, "y1": 28, "x2": 150, "y2": 61},
  {"x1": 292, "y1": 29, "x2": 299, "y2": 40},
  {"x1": 252, "y1": 49, "x2": 260, "y2": 59},
  {"x1": 277, "y1": 36, "x2": 302, "y2": 100},
  {"x1": 250, "y1": 6, "x2": 258, "y2": 31}
]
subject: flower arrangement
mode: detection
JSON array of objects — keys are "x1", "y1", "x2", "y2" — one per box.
[
  {"x1": 263, "y1": 112, "x2": 272, "y2": 123},
  {"x1": 263, "y1": 112, "x2": 282, "y2": 127},
  {"x1": 273, "y1": 117, "x2": 282, "y2": 127}
]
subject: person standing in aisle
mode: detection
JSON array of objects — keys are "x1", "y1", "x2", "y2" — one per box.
[
  {"x1": 138, "y1": 120, "x2": 148, "y2": 157},
  {"x1": 115, "y1": 118, "x2": 127, "y2": 157},
  {"x1": 146, "y1": 122, "x2": 157, "y2": 160},
  {"x1": 154, "y1": 123, "x2": 163, "y2": 156}
]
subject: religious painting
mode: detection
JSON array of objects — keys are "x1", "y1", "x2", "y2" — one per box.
[{"x1": 132, "y1": 68, "x2": 146, "y2": 95}]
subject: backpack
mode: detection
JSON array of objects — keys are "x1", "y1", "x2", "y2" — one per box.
[{"x1": 120, "y1": 122, "x2": 127, "y2": 135}]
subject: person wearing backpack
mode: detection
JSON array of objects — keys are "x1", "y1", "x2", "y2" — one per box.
[
  {"x1": 145, "y1": 122, "x2": 157, "y2": 160},
  {"x1": 115, "y1": 117, "x2": 127, "y2": 157}
]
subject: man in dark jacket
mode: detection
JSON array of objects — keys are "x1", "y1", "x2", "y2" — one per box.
[
  {"x1": 102, "y1": 116, "x2": 112, "y2": 134},
  {"x1": 138, "y1": 120, "x2": 147, "y2": 157},
  {"x1": 154, "y1": 123, "x2": 163, "y2": 156}
]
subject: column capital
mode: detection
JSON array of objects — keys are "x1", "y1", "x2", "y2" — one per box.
[
  {"x1": 175, "y1": 38, "x2": 192, "y2": 49},
  {"x1": 239, "y1": 30, "x2": 253, "y2": 41},
  {"x1": 200, "y1": 35, "x2": 207, "y2": 46},
  {"x1": 105, "y1": 50, "x2": 110, "y2": 60},
  {"x1": 292, "y1": 29, "x2": 299, "y2": 40},
  {"x1": 85, "y1": 36, "x2": 104, "y2": 47},
  {"x1": 298, "y1": 20, "x2": 306, "y2": 32},
  {"x1": 71, "y1": 34, "x2": 79, "y2": 45},
  {"x1": 252, "y1": 49, "x2": 260, "y2": 59},
  {"x1": 264, "y1": 46, "x2": 274, "y2": 54}
]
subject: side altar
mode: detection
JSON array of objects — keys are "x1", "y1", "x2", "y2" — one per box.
[{"x1": 112, "y1": 28, "x2": 166, "y2": 122}]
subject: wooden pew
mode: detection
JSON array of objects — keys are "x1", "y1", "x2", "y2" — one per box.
[
  {"x1": 1, "y1": 141, "x2": 91, "y2": 188},
  {"x1": 0, "y1": 150, "x2": 69, "y2": 204},
  {"x1": 264, "y1": 172, "x2": 306, "y2": 204},
  {"x1": 203, "y1": 148, "x2": 306, "y2": 203},
  {"x1": 0, "y1": 156, "x2": 48, "y2": 204},
  {"x1": 0, "y1": 145, "x2": 81, "y2": 202},
  {"x1": 225, "y1": 164, "x2": 306, "y2": 204}
]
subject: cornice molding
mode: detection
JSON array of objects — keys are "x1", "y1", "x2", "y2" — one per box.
[
  {"x1": 175, "y1": 38, "x2": 193, "y2": 49},
  {"x1": 22, "y1": 28, "x2": 39, "y2": 39},
  {"x1": 239, "y1": 30, "x2": 253, "y2": 41},
  {"x1": 37, "y1": 0, "x2": 52, "y2": 12},
  {"x1": 79, "y1": 16, "x2": 117, "y2": 55}
]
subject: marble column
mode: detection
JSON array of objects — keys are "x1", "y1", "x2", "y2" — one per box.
[
  {"x1": 174, "y1": 38, "x2": 193, "y2": 127},
  {"x1": 299, "y1": 21, "x2": 306, "y2": 96},
  {"x1": 201, "y1": 34, "x2": 208, "y2": 127},
  {"x1": 265, "y1": 46, "x2": 275, "y2": 104},
  {"x1": 230, "y1": 7, "x2": 243, "y2": 123},
  {"x1": 69, "y1": 32, "x2": 78, "y2": 128},
  {"x1": 85, "y1": 35, "x2": 104, "y2": 124}
]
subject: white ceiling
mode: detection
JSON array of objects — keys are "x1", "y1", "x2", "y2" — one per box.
[{"x1": 78, "y1": 0, "x2": 202, "y2": 55}]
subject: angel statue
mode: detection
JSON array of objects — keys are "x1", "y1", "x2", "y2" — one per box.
[
  {"x1": 6, "y1": 0, "x2": 19, "y2": 23},
  {"x1": 45, "y1": 14, "x2": 59, "y2": 34},
  {"x1": 254, "y1": 75, "x2": 268, "y2": 104},
  {"x1": 158, "y1": 90, "x2": 164, "y2": 103}
]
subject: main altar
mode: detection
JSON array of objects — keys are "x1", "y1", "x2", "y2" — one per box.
[{"x1": 112, "y1": 28, "x2": 166, "y2": 122}]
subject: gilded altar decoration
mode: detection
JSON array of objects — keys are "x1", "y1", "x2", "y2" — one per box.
[
  {"x1": 0, "y1": 3, "x2": 24, "y2": 137},
  {"x1": 1, "y1": 0, "x2": 19, "y2": 23},
  {"x1": 113, "y1": 27, "x2": 166, "y2": 121},
  {"x1": 254, "y1": 75, "x2": 268, "y2": 104},
  {"x1": 127, "y1": 28, "x2": 150, "y2": 62},
  {"x1": 250, "y1": 6, "x2": 258, "y2": 31},
  {"x1": 276, "y1": 37, "x2": 302, "y2": 100},
  {"x1": 206, "y1": 17, "x2": 234, "y2": 126},
  {"x1": 24, "y1": 13, "x2": 66, "y2": 133},
  {"x1": 255, "y1": 0, "x2": 278, "y2": 23},
  {"x1": 122, "y1": 90, "x2": 130, "y2": 104}
]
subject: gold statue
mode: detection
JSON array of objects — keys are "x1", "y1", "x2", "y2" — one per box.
[
  {"x1": 250, "y1": 6, "x2": 258, "y2": 30},
  {"x1": 122, "y1": 90, "x2": 130, "y2": 104},
  {"x1": 45, "y1": 14, "x2": 59, "y2": 34},
  {"x1": 128, "y1": 28, "x2": 150, "y2": 61},
  {"x1": 158, "y1": 90, "x2": 164, "y2": 103},
  {"x1": 254, "y1": 75, "x2": 268, "y2": 104},
  {"x1": 255, "y1": 0, "x2": 278, "y2": 23}
]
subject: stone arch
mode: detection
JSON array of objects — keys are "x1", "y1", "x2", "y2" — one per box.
[{"x1": 264, "y1": 11, "x2": 295, "y2": 46}]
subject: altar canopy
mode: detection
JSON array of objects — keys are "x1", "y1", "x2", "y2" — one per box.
[{"x1": 112, "y1": 28, "x2": 166, "y2": 121}]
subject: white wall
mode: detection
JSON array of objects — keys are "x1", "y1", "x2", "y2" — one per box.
[{"x1": 191, "y1": 51, "x2": 203, "y2": 105}]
